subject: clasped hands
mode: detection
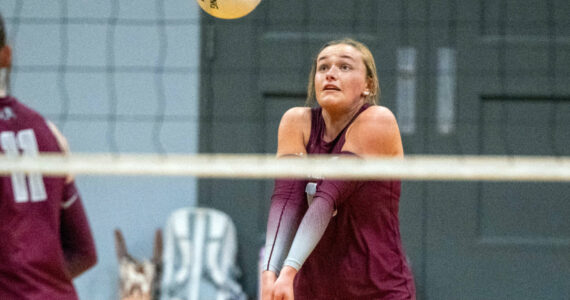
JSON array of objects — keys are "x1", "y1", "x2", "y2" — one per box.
[{"x1": 261, "y1": 266, "x2": 298, "y2": 300}]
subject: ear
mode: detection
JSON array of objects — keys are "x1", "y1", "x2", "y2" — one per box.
[
  {"x1": 362, "y1": 80, "x2": 371, "y2": 96},
  {"x1": 0, "y1": 45, "x2": 11, "y2": 68},
  {"x1": 114, "y1": 229, "x2": 128, "y2": 259},
  {"x1": 365, "y1": 77, "x2": 374, "y2": 95}
]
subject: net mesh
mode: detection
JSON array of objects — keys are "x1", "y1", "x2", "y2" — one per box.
[{"x1": 3, "y1": 0, "x2": 200, "y2": 155}]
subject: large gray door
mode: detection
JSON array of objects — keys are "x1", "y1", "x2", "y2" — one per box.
[
  {"x1": 199, "y1": 0, "x2": 570, "y2": 298},
  {"x1": 423, "y1": 1, "x2": 570, "y2": 299}
]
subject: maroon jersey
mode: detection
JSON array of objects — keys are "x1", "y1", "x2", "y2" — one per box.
[
  {"x1": 292, "y1": 104, "x2": 415, "y2": 299},
  {"x1": 0, "y1": 96, "x2": 95, "y2": 300}
]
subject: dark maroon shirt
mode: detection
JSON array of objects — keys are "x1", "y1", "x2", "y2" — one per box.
[
  {"x1": 0, "y1": 96, "x2": 96, "y2": 300},
  {"x1": 293, "y1": 104, "x2": 415, "y2": 299}
]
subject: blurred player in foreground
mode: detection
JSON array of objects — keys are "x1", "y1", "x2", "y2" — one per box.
[{"x1": 0, "y1": 13, "x2": 97, "y2": 300}]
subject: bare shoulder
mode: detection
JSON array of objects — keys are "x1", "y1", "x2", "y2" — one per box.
[
  {"x1": 46, "y1": 121, "x2": 70, "y2": 153},
  {"x1": 46, "y1": 121, "x2": 75, "y2": 182},
  {"x1": 276, "y1": 107, "x2": 311, "y2": 155},
  {"x1": 350, "y1": 105, "x2": 399, "y2": 135},
  {"x1": 278, "y1": 107, "x2": 311, "y2": 138},
  {"x1": 280, "y1": 106, "x2": 311, "y2": 124},
  {"x1": 345, "y1": 105, "x2": 403, "y2": 157},
  {"x1": 358, "y1": 105, "x2": 398, "y2": 125}
]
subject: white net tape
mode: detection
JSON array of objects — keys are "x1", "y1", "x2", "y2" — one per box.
[{"x1": 0, "y1": 154, "x2": 568, "y2": 181}]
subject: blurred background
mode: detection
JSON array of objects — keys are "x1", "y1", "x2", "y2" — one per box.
[{"x1": 1, "y1": 0, "x2": 568, "y2": 299}]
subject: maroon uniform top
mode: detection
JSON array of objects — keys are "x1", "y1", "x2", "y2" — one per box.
[
  {"x1": 0, "y1": 96, "x2": 96, "y2": 300},
  {"x1": 292, "y1": 104, "x2": 415, "y2": 299}
]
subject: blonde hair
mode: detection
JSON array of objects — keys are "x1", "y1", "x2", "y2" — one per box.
[{"x1": 305, "y1": 38, "x2": 380, "y2": 106}]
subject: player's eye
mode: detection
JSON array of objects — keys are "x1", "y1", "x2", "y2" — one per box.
[{"x1": 317, "y1": 64, "x2": 329, "y2": 72}]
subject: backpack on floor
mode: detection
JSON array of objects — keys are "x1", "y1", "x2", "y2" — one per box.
[{"x1": 160, "y1": 207, "x2": 246, "y2": 300}]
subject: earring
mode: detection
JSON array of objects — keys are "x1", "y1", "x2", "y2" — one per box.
[{"x1": 363, "y1": 91, "x2": 370, "y2": 96}]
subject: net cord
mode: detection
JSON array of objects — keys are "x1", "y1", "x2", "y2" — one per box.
[{"x1": 0, "y1": 154, "x2": 568, "y2": 181}]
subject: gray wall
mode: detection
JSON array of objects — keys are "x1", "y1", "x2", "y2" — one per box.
[
  {"x1": 198, "y1": 0, "x2": 570, "y2": 299},
  {"x1": 1, "y1": 1, "x2": 200, "y2": 299}
]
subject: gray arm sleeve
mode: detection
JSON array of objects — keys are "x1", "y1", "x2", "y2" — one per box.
[
  {"x1": 282, "y1": 175, "x2": 359, "y2": 271},
  {"x1": 262, "y1": 179, "x2": 307, "y2": 274},
  {"x1": 282, "y1": 197, "x2": 334, "y2": 271}
]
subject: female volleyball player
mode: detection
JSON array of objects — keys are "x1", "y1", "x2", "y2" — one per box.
[
  {"x1": 0, "y1": 14, "x2": 97, "y2": 299},
  {"x1": 262, "y1": 38, "x2": 415, "y2": 299}
]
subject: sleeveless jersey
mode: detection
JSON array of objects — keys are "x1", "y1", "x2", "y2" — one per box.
[
  {"x1": 294, "y1": 104, "x2": 416, "y2": 299},
  {"x1": 0, "y1": 96, "x2": 80, "y2": 299}
]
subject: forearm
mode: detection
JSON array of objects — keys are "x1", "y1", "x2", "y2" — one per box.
[
  {"x1": 60, "y1": 182, "x2": 97, "y2": 277},
  {"x1": 283, "y1": 177, "x2": 360, "y2": 270},
  {"x1": 64, "y1": 247, "x2": 97, "y2": 278},
  {"x1": 263, "y1": 179, "x2": 307, "y2": 273},
  {"x1": 283, "y1": 197, "x2": 334, "y2": 270}
]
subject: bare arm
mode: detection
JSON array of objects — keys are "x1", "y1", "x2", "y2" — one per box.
[{"x1": 275, "y1": 107, "x2": 311, "y2": 157}]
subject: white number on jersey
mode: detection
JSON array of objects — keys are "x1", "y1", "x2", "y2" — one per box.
[{"x1": 1, "y1": 129, "x2": 47, "y2": 202}]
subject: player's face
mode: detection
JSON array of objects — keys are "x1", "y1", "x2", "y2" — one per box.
[{"x1": 314, "y1": 44, "x2": 368, "y2": 111}]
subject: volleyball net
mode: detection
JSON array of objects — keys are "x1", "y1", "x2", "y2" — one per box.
[{"x1": 0, "y1": 153, "x2": 569, "y2": 182}]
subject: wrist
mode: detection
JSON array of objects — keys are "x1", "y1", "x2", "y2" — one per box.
[
  {"x1": 280, "y1": 265, "x2": 298, "y2": 280},
  {"x1": 262, "y1": 270, "x2": 277, "y2": 278}
]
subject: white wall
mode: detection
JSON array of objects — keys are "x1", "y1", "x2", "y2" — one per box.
[{"x1": 0, "y1": 1, "x2": 201, "y2": 298}]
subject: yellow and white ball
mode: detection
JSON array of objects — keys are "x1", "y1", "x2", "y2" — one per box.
[{"x1": 196, "y1": 0, "x2": 261, "y2": 19}]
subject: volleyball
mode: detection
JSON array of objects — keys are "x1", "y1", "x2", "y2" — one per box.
[{"x1": 196, "y1": 0, "x2": 261, "y2": 19}]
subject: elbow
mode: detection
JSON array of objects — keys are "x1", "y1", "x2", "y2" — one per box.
[
  {"x1": 83, "y1": 243, "x2": 98, "y2": 271},
  {"x1": 69, "y1": 247, "x2": 98, "y2": 278},
  {"x1": 85, "y1": 250, "x2": 98, "y2": 270},
  {"x1": 80, "y1": 241, "x2": 98, "y2": 270}
]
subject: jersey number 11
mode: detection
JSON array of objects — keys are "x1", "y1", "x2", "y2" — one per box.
[{"x1": 1, "y1": 129, "x2": 47, "y2": 203}]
